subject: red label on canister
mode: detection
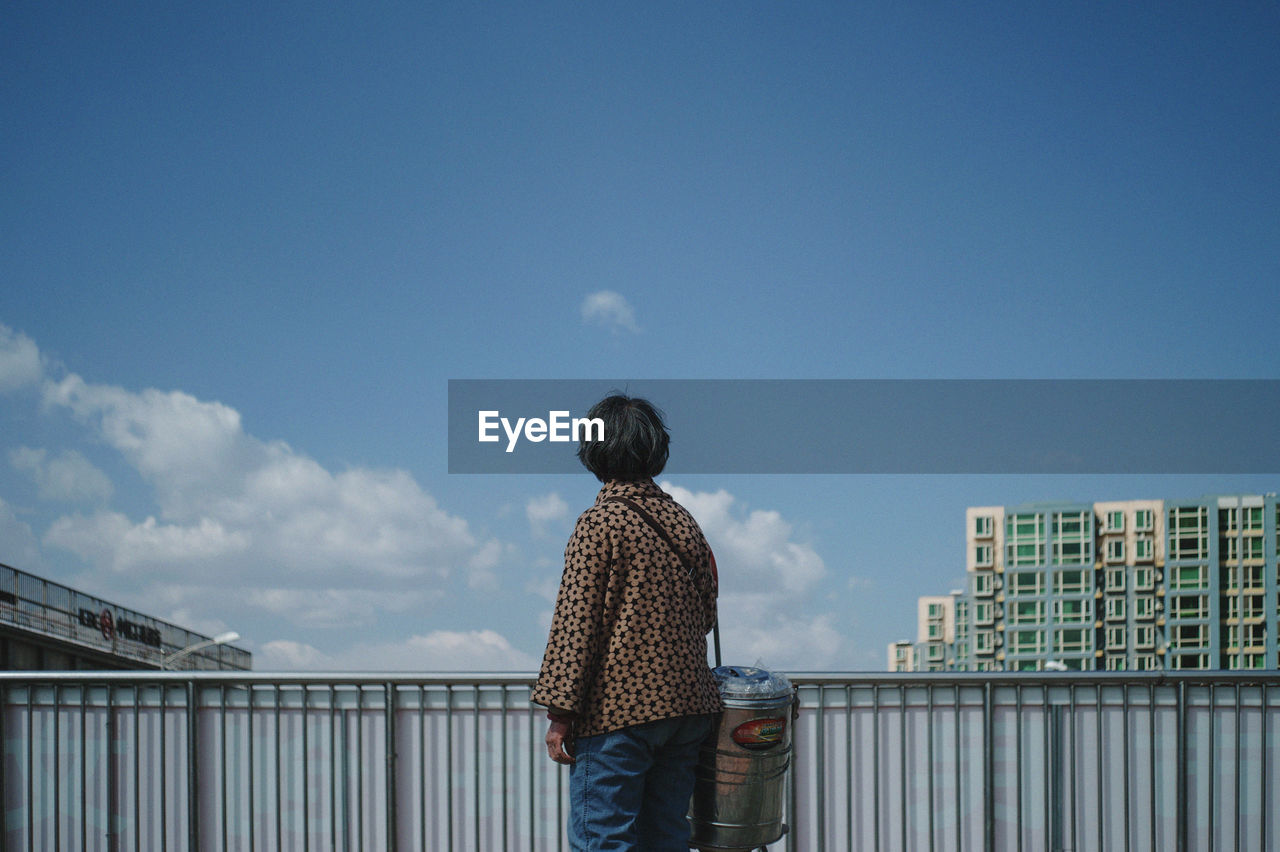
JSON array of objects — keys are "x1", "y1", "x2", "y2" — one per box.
[{"x1": 731, "y1": 717, "x2": 786, "y2": 750}]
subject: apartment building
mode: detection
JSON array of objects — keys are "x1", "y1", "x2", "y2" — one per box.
[{"x1": 896, "y1": 494, "x2": 1278, "y2": 672}]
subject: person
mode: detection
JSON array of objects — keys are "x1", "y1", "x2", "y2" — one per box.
[{"x1": 532, "y1": 394, "x2": 722, "y2": 851}]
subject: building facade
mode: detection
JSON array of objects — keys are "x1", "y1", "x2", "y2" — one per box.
[
  {"x1": 895, "y1": 493, "x2": 1279, "y2": 671},
  {"x1": 0, "y1": 561, "x2": 251, "y2": 671}
]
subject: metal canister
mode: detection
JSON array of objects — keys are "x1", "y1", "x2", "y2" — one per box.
[{"x1": 688, "y1": 666, "x2": 794, "y2": 851}]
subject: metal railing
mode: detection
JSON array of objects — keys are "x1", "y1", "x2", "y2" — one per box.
[{"x1": 2, "y1": 671, "x2": 1277, "y2": 850}]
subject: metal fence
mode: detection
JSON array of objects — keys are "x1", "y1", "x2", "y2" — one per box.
[{"x1": 2, "y1": 671, "x2": 1277, "y2": 851}]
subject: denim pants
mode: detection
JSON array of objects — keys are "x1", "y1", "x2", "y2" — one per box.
[{"x1": 568, "y1": 713, "x2": 714, "y2": 852}]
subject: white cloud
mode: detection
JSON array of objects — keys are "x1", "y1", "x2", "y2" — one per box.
[
  {"x1": 467, "y1": 539, "x2": 503, "y2": 592},
  {"x1": 0, "y1": 324, "x2": 43, "y2": 392},
  {"x1": 10, "y1": 447, "x2": 114, "y2": 503},
  {"x1": 256, "y1": 629, "x2": 538, "y2": 671},
  {"x1": 250, "y1": 587, "x2": 440, "y2": 628},
  {"x1": 26, "y1": 362, "x2": 502, "y2": 630},
  {"x1": 0, "y1": 497, "x2": 44, "y2": 570},
  {"x1": 38, "y1": 373, "x2": 484, "y2": 583},
  {"x1": 661, "y1": 481, "x2": 845, "y2": 670},
  {"x1": 662, "y1": 483, "x2": 825, "y2": 595},
  {"x1": 45, "y1": 512, "x2": 249, "y2": 573},
  {"x1": 526, "y1": 492, "x2": 569, "y2": 535},
  {"x1": 581, "y1": 291, "x2": 641, "y2": 334}
]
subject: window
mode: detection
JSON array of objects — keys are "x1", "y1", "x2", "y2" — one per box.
[
  {"x1": 1104, "y1": 510, "x2": 1125, "y2": 533},
  {"x1": 1054, "y1": 629, "x2": 1090, "y2": 653},
  {"x1": 1243, "y1": 595, "x2": 1264, "y2": 620},
  {"x1": 1010, "y1": 600, "x2": 1045, "y2": 625},
  {"x1": 1106, "y1": 626, "x2": 1126, "y2": 649},
  {"x1": 927, "y1": 644, "x2": 944, "y2": 661},
  {"x1": 1105, "y1": 656, "x2": 1127, "y2": 671},
  {"x1": 1006, "y1": 514, "x2": 1045, "y2": 566},
  {"x1": 1052, "y1": 537, "x2": 1092, "y2": 566},
  {"x1": 1134, "y1": 567, "x2": 1154, "y2": 590},
  {"x1": 1134, "y1": 538, "x2": 1153, "y2": 562},
  {"x1": 1053, "y1": 570, "x2": 1090, "y2": 594},
  {"x1": 974, "y1": 602, "x2": 994, "y2": 625},
  {"x1": 1053, "y1": 511, "x2": 1092, "y2": 537},
  {"x1": 1105, "y1": 597, "x2": 1126, "y2": 621},
  {"x1": 1172, "y1": 624, "x2": 1208, "y2": 648},
  {"x1": 1134, "y1": 509, "x2": 1154, "y2": 532},
  {"x1": 1105, "y1": 567, "x2": 1125, "y2": 592},
  {"x1": 1009, "y1": 572, "x2": 1044, "y2": 596},
  {"x1": 1053, "y1": 599, "x2": 1092, "y2": 624},
  {"x1": 1219, "y1": 507, "x2": 1238, "y2": 532},
  {"x1": 1171, "y1": 653, "x2": 1208, "y2": 670},
  {"x1": 1245, "y1": 536, "x2": 1264, "y2": 561},
  {"x1": 927, "y1": 603, "x2": 943, "y2": 619},
  {"x1": 1222, "y1": 536, "x2": 1239, "y2": 562},
  {"x1": 1242, "y1": 623, "x2": 1266, "y2": 648},
  {"x1": 1242, "y1": 565, "x2": 1263, "y2": 590},
  {"x1": 1169, "y1": 506, "x2": 1208, "y2": 560},
  {"x1": 1134, "y1": 626, "x2": 1155, "y2": 648},
  {"x1": 1134, "y1": 597, "x2": 1154, "y2": 620},
  {"x1": 1170, "y1": 565, "x2": 1207, "y2": 591},
  {"x1": 973, "y1": 573, "x2": 994, "y2": 597},
  {"x1": 1135, "y1": 654, "x2": 1158, "y2": 671},
  {"x1": 974, "y1": 544, "x2": 993, "y2": 567},
  {"x1": 1106, "y1": 539, "x2": 1125, "y2": 563},
  {"x1": 974, "y1": 631, "x2": 993, "y2": 653},
  {"x1": 974, "y1": 515, "x2": 993, "y2": 537},
  {"x1": 1010, "y1": 629, "x2": 1045, "y2": 654},
  {"x1": 1244, "y1": 506, "x2": 1263, "y2": 531},
  {"x1": 927, "y1": 623, "x2": 943, "y2": 640},
  {"x1": 1170, "y1": 595, "x2": 1208, "y2": 620}
]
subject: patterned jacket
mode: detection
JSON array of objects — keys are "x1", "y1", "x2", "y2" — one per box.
[{"x1": 531, "y1": 478, "x2": 723, "y2": 737}]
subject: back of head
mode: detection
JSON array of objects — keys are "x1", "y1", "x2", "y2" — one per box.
[{"x1": 577, "y1": 394, "x2": 670, "y2": 482}]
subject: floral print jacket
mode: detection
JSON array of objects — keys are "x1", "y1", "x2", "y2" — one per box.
[{"x1": 532, "y1": 479, "x2": 722, "y2": 737}]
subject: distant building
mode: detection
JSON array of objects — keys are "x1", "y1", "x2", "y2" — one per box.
[
  {"x1": 895, "y1": 493, "x2": 1279, "y2": 671},
  {"x1": 0, "y1": 562, "x2": 251, "y2": 671},
  {"x1": 887, "y1": 639, "x2": 915, "y2": 672}
]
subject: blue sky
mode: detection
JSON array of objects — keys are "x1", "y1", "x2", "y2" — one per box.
[{"x1": 2, "y1": 2, "x2": 1278, "y2": 670}]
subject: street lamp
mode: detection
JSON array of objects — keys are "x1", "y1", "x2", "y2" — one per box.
[{"x1": 162, "y1": 631, "x2": 241, "y2": 670}]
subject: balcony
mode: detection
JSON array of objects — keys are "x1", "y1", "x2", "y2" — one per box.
[{"x1": 2, "y1": 670, "x2": 1278, "y2": 850}]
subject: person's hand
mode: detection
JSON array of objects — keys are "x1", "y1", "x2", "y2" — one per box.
[{"x1": 545, "y1": 720, "x2": 575, "y2": 764}]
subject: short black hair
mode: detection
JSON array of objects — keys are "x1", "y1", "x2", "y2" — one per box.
[{"x1": 577, "y1": 394, "x2": 670, "y2": 482}]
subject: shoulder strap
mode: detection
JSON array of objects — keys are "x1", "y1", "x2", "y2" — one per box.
[{"x1": 605, "y1": 496, "x2": 696, "y2": 578}]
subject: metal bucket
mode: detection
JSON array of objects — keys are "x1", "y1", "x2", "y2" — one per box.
[{"x1": 688, "y1": 666, "x2": 794, "y2": 851}]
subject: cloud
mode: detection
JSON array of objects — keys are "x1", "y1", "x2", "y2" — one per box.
[
  {"x1": 467, "y1": 539, "x2": 503, "y2": 592},
  {"x1": 22, "y1": 358, "x2": 502, "y2": 629},
  {"x1": 256, "y1": 629, "x2": 538, "y2": 671},
  {"x1": 661, "y1": 481, "x2": 845, "y2": 670},
  {"x1": 45, "y1": 512, "x2": 249, "y2": 572},
  {"x1": 661, "y1": 484, "x2": 825, "y2": 596},
  {"x1": 581, "y1": 291, "x2": 641, "y2": 334},
  {"x1": 0, "y1": 324, "x2": 43, "y2": 392},
  {"x1": 0, "y1": 497, "x2": 44, "y2": 570},
  {"x1": 526, "y1": 492, "x2": 569, "y2": 535},
  {"x1": 10, "y1": 447, "x2": 114, "y2": 503}
]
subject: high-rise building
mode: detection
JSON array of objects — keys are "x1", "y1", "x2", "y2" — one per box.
[{"x1": 896, "y1": 493, "x2": 1279, "y2": 671}]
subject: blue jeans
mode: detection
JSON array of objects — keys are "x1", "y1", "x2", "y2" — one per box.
[{"x1": 568, "y1": 714, "x2": 714, "y2": 851}]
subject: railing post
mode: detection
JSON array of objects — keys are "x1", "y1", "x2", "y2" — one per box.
[
  {"x1": 386, "y1": 681, "x2": 397, "y2": 852},
  {"x1": 983, "y1": 681, "x2": 994, "y2": 852},
  {"x1": 1176, "y1": 680, "x2": 1187, "y2": 852},
  {"x1": 1048, "y1": 704, "x2": 1063, "y2": 852},
  {"x1": 188, "y1": 680, "x2": 200, "y2": 850}
]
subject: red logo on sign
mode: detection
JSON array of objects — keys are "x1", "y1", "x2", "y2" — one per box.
[
  {"x1": 731, "y1": 717, "x2": 786, "y2": 750},
  {"x1": 99, "y1": 609, "x2": 115, "y2": 641}
]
